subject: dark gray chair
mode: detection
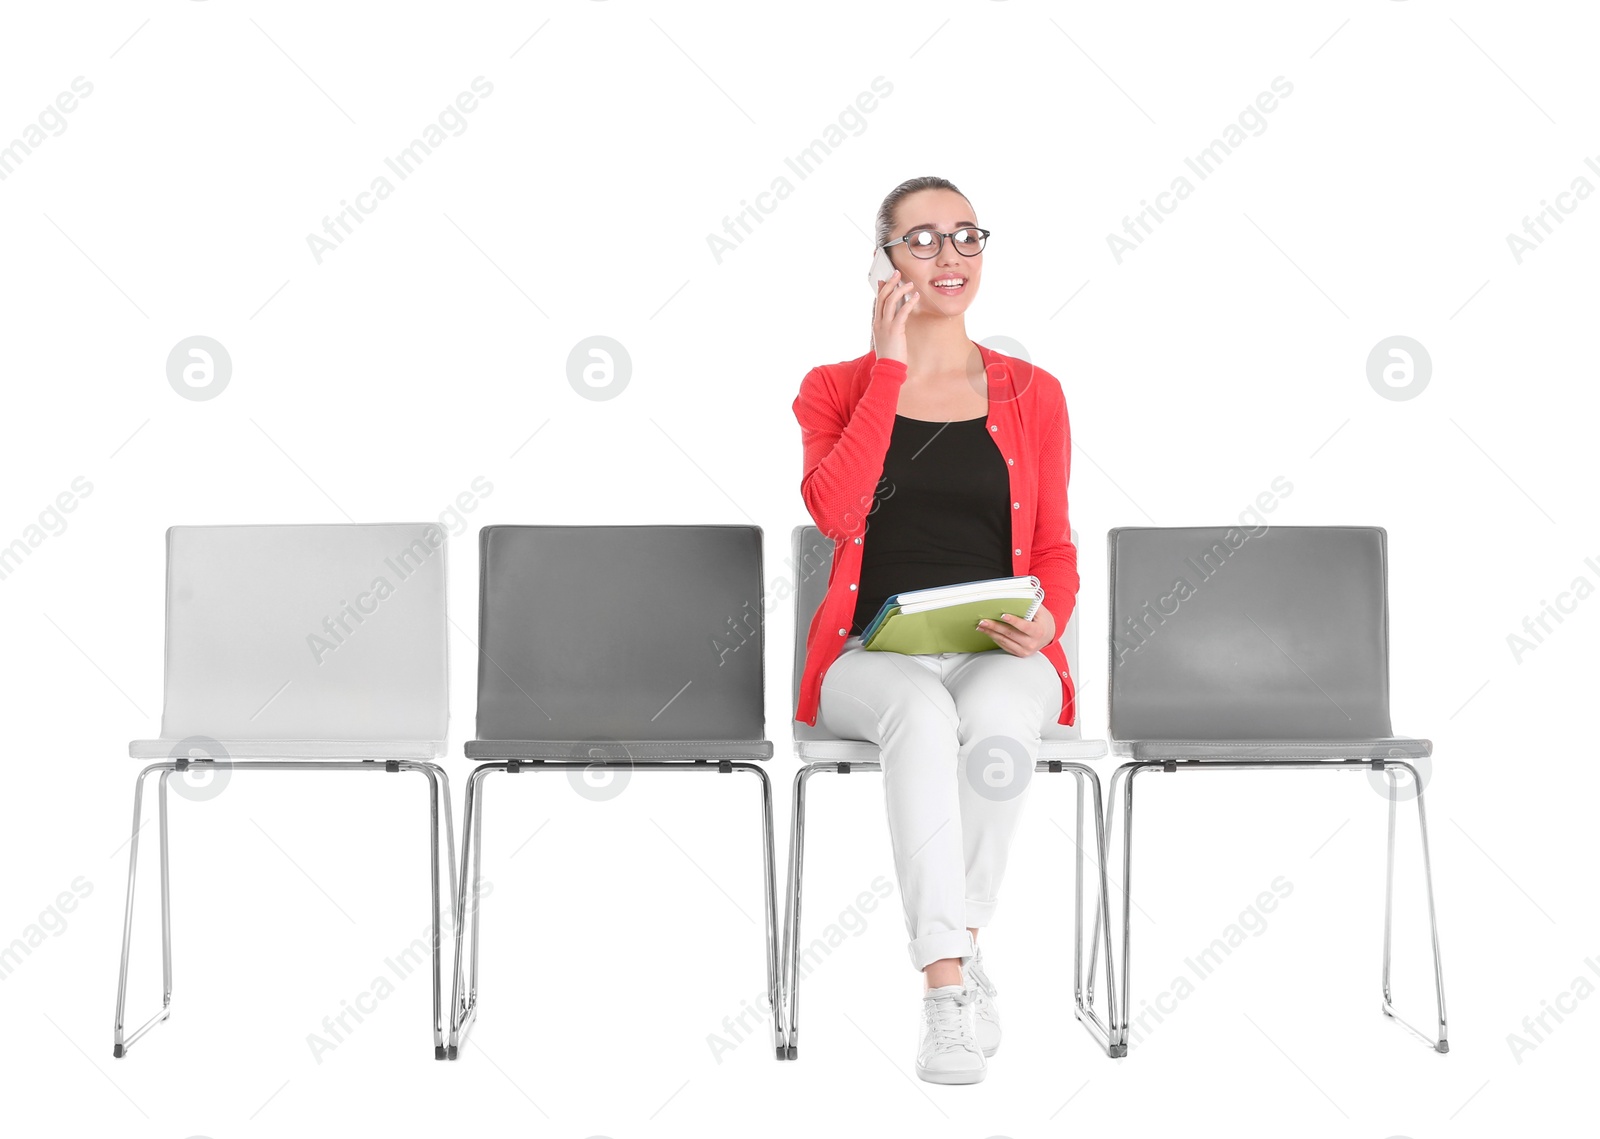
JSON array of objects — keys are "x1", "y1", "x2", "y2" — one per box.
[
  {"x1": 447, "y1": 524, "x2": 780, "y2": 1059},
  {"x1": 1095, "y1": 525, "x2": 1447, "y2": 1052},
  {"x1": 782, "y1": 524, "x2": 1120, "y2": 1060},
  {"x1": 117, "y1": 523, "x2": 456, "y2": 1058}
]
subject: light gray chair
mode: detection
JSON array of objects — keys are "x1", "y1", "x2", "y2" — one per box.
[
  {"x1": 116, "y1": 523, "x2": 457, "y2": 1058},
  {"x1": 447, "y1": 524, "x2": 780, "y2": 1060},
  {"x1": 1095, "y1": 525, "x2": 1447, "y2": 1052},
  {"x1": 781, "y1": 525, "x2": 1120, "y2": 1060}
]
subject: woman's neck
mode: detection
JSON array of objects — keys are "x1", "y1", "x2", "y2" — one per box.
[{"x1": 902, "y1": 319, "x2": 976, "y2": 380}]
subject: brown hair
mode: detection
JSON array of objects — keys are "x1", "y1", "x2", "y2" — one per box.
[{"x1": 874, "y1": 175, "x2": 971, "y2": 252}]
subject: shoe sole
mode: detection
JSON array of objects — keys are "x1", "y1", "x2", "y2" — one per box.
[{"x1": 916, "y1": 1063, "x2": 987, "y2": 1084}]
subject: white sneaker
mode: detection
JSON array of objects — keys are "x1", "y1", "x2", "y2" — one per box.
[
  {"x1": 916, "y1": 984, "x2": 987, "y2": 1084},
  {"x1": 965, "y1": 944, "x2": 1001, "y2": 1057}
]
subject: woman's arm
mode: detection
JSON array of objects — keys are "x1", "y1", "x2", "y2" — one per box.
[
  {"x1": 793, "y1": 357, "x2": 908, "y2": 542},
  {"x1": 1030, "y1": 377, "x2": 1080, "y2": 640}
]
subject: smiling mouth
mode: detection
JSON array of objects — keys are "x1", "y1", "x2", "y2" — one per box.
[{"x1": 932, "y1": 277, "x2": 967, "y2": 292}]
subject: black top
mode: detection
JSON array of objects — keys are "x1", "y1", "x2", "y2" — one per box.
[{"x1": 851, "y1": 413, "x2": 1014, "y2": 636}]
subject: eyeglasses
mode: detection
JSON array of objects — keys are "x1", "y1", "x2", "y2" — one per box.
[{"x1": 881, "y1": 227, "x2": 990, "y2": 259}]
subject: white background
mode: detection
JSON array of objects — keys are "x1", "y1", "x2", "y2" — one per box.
[{"x1": 1, "y1": 2, "x2": 1594, "y2": 1136}]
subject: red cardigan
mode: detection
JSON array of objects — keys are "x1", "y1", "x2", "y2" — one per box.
[{"x1": 792, "y1": 342, "x2": 1079, "y2": 728}]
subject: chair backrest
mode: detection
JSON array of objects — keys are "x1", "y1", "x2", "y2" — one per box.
[
  {"x1": 159, "y1": 523, "x2": 449, "y2": 743},
  {"x1": 1106, "y1": 525, "x2": 1394, "y2": 741},
  {"x1": 790, "y1": 525, "x2": 1085, "y2": 740},
  {"x1": 475, "y1": 525, "x2": 765, "y2": 741}
]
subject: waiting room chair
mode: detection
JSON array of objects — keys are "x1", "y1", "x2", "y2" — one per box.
[
  {"x1": 1093, "y1": 525, "x2": 1447, "y2": 1053},
  {"x1": 782, "y1": 524, "x2": 1121, "y2": 1060},
  {"x1": 116, "y1": 523, "x2": 457, "y2": 1058},
  {"x1": 447, "y1": 524, "x2": 780, "y2": 1059}
]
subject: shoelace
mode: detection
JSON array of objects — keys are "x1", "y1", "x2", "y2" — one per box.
[
  {"x1": 967, "y1": 954, "x2": 998, "y2": 1000},
  {"x1": 925, "y1": 990, "x2": 975, "y2": 1054}
]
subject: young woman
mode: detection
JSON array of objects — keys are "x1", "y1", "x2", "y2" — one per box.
[{"x1": 791, "y1": 176, "x2": 1080, "y2": 1085}]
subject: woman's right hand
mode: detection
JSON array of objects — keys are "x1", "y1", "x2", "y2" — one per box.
[{"x1": 871, "y1": 270, "x2": 918, "y2": 364}]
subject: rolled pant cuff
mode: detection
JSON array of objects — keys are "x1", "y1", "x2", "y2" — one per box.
[
  {"x1": 965, "y1": 897, "x2": 998, "y2": 927},
  {"x1": 908, "y1": 927, "x2": 975, "y2": 973}
]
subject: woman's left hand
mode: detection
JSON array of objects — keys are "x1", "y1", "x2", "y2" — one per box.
[{"x1": 978, "y1": 605, "x2": 1056, "y2": 656}]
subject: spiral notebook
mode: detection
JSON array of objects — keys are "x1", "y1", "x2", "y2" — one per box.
[{"x1": 860, "y1": 576, "x2": 1045, "y2": 654}]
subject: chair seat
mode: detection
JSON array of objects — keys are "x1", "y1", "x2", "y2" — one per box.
[
  {"x1": 464, "y1": 739, "x2": 774, "y2": 761},
  {"x1": 129, "y1": 738, "x2": 445, "y2": 760},
  {"x1": 1113, "y1": 737, "x2": 1432, "y2": 761},
  {"x1": 794, "y1": 716, "x2": 1089, "y2": 740},
  {"x1": 797, "y1": 737, "x2": 1108, "y2": 764}
]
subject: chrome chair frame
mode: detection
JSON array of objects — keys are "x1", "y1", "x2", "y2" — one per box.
[
  {"x1": 780, "y1": 525, "x2": 1121, "y2": 1059},
  {"x1": 782, "y1": 757, "x2": 1121, "y2": 1059},
  {"x1": 114, "y1": 759, "x2": 456, "y2": 1057},
  {"x1": 447, "y1": 757, "x2": 779, "y2": 1059},
  {"x1": 1091, "y1": 756, "x2": 1447, "y2": 1053}
]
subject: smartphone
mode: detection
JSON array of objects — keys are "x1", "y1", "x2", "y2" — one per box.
[
  {"x1": 868, "y1": 246, "x2": 896, "y2": 291},
  {"x1": 868, "y1": 247, "x2": 906, "y2": 310}
]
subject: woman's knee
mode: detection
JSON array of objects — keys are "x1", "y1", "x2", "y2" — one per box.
[
  {"x1": 960, "y1": 733, "x2": 1038, "y2": 802},
  {"x1": 950, "y1": 656, "x2": 1059, "y2": 741}
]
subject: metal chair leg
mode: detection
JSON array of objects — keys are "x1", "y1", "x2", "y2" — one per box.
[
  {"x1": 158, "y1": 770, "x2": 173, "y2": 1017},
  {"x1": 408, "y1": 762, "x2": 458, "y2": 1060},
  {"x1": 781, "y1": 763, "x2": 819, "y2": 1060},
  {"x1": 449, "y1": 763, "x2": 494, "y2": 1060},
  {"x1": 1072, "y1": 772, "x2": 1084, "y2": 1003},
  {"x1": 114, "y1": 763, "x2": 175, "y2": 1057},
  {"x1": 1067, "y1": 766, "x2": 1122, "y2": 1056},
  {"x1": 731, "y1": 762, "x2": 784, "y2": 1060},
  {"x1": 467, "y1": 764, "x2": 486, "y2": 1031},
  {"x1": 439, "y1": 765, "x2": 459, "y2": 1053},
  {"x1": 1115, "y1": 763, "x2": 1141, "y2": 1051},
  {"x1": 1085, "y1": 765, "x2": 1124, "y2": 1015},
  {"x1": 1382, "y1": 761, "x2": 1449, "y2": 1052},
  {"x1": 1088, "y1": 760, "x2": 1149, "y2": 1052}
]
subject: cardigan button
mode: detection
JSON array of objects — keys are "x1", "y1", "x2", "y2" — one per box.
[
  {"x1": 989, "y1": 425, "x2": 998, "y2": 432},
  {"x1": 1012, "y1": 502, "x2": 1020, "y2": 509},
  {"x1": 848, "y1": 583, "x2": 857, "y2": 590},
  {"x1": 853, "y1": 537, "x2": 861, "y2": 544},
  {"x1": 1014, "y1": 548, "x2": 1022, "y2": 556},
  {"x1": 839, "y1": 629, "x2": 847, "y2": 636},
  {"x1": 1007, "y1": 458, "x2": 1014, "y2": 465}
]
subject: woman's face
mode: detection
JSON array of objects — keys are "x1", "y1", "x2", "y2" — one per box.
[{"x1": 885, "y1": 188, "x2": 983, "y2": 317}]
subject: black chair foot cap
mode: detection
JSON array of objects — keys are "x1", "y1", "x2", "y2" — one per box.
[
  {"x1": 1437, "y1": 1041, "x2": 1450, "y2": 1054},
  {"x1": 112, "y1": 1043, "x2": 124, "y2": 1059},
  {"x1": 447, "y1": 1045, "x2": 458, "y2": 1061},
  {"x1": 435, "y1": 1045, "x2": 446, "y2": 1060},
  {"x1": 786, "y1": 1044, "x2": 797, "y2": 1060}
]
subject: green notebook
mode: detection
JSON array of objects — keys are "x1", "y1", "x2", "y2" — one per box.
[{"x1": 861, "y1": 576, "x2": 1045, "y2": 654}]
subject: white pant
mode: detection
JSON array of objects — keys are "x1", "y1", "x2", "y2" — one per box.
[{"x1": 818, "y1": 634, "x2": 1062, "y2": 972}]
